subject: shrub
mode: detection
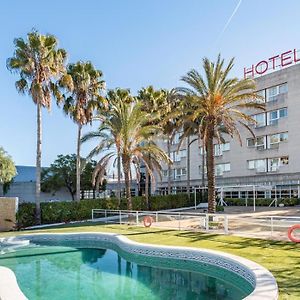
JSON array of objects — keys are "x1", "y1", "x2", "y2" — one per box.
[{"x1": 16, "y1": 193, "x2": 193, "y2": 228}]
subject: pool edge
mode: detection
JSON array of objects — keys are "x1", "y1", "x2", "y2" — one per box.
[{"x1": 0, "y1": 232, "x2": 278, "y2": 300}]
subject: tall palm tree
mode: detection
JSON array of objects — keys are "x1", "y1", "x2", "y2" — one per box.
[
  {"x1": 104, "y1": 89, "x2": 134, "y2": 201},
  {"x1": 58, "y1": 61, "x2": 106, "y2": 201},
  {"x1": 137, "y1": 86, "x2": 165, "y2": 204},
  {"x1": 81, "y1": 96, "x2": 170, "y2": 210},
  {"x1": 7, "y1": 30, "x2": 67, "y2": 223},
  {"x1": 179, "y1": 55, "x2": 264, "y2": 213},
  {"x1": 159, "y1": 89, "x2": 181, "y2": 195}
]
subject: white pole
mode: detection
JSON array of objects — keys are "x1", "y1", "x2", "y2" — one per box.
[
  {"x1": 253, "y1": 185, "x2": 256, "y2": 212},
  {"x1": 194, "y1": 187, "x2": 197, "y2": 209}
]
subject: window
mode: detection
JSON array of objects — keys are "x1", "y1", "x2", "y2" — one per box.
[
  {"x1": 256, "y1": 90, "x2": 266, "y2": 103},
  {"x1": 215, "y1": 163, "x2": 230, "y2": 176},
  {"x1": 256, "y1": 136, "x2": 266, "y2": 150},
  {"x1": 214, "y1": 142, "x2": 230, "y2": 156},
  {"x1": 266, "y1": 83, "x2": 288, "y2": 102},
  {"x1": 268, "y1": 132, "x2": 288, "y2": 149},
  {"x1": 267, "y1": 108, "x2": 287, "y2": 125},
  {"x1": 268, "y1": 156, "x2": 289, "y2": 172},
  {"x1": 247, "y1": 138, "x2": 255, "y2": 147},
  {"x1": 248, "y1": 159, "x2": 267, "y2": 172},
  {"x1": 253, "y1": 113, "x2": 266, "y2": 127},
  {"x1": 246, "y1": 136, "x2": 266, "y2": 150},
  {"x1": 175, "y1": 168, "x2": 186, "y2": 178},
  {"x1": 172, "y1": 133, "x2": 181, "y2": 145},
  {"x1": 171, "y1": 149, "x2": 187, "y2": 162}
]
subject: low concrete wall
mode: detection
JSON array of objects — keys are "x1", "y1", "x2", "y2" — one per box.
[{"x1": 0, "y1": 197, "x2": 18, "y2": 231}]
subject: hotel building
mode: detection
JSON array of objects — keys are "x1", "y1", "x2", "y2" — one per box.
[{"x1": 156, "y1": 62, "x2": 300, "y2": 199}]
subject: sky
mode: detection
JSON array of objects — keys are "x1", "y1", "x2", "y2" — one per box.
[{"x1": 1, "y1": 0, "x2": 300, "y2": 166}]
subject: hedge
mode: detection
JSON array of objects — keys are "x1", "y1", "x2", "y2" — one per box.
[
  {"x1": 16, "y1": 193, "x2": 195, "y2": 228},
  {"x1": 224, "y1": 197, "x2": 300, "y2": 207}
]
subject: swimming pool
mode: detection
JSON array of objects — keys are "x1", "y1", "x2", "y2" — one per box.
[{"x1": 0, "y1": 233, "x2": 278, "y2": 300}]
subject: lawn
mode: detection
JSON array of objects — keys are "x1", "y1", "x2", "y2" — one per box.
[{"x1": 1, "y1": 223, "x2": 299, "y2": 300}]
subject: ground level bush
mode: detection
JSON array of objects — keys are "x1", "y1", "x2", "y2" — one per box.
[{"x1": 16, "y1": 193, "x2": 194, "y2": 228}]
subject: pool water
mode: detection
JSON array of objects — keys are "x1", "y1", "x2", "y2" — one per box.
[{"x1": 0, "y1": 245, "x2": 251, "y2": 300}]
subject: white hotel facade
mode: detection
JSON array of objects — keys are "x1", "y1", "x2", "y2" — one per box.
[{"x1": 156, "y1": 58, "x2": 300, "y2": 199}]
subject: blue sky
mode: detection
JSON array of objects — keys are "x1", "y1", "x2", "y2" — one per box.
[{"x1": 1, "y1": 0, "x2": 299, "y2": 166}]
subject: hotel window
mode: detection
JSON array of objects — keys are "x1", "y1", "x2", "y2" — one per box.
[
  {"x1": 268, "y1": 156, "x2": 289, "y2": 172},
  {"x1": 248, "y1": 159, "x2": 267, "y2": 172},
  {"x1": 162, "y1": 170, "x2": 168, "y2": 177},
  {"x1": 214, "y1": 142, "x2": 230, "y2": 156},
  {"x1": 267, "y1": 108, "x2": 287, "y2": 125},
  {"x1": 175, "y1": 168, "x2": 186, "y2": 178},
  {"x1": 256, "y1": 90, "x2": 266, "y2": 103},
  {"x1": 246, "y1": 136, "x2": 266, "y2": 150},
  {"x1": 215, "y1": 163, "x2": 231, "y2": 176},
  {"x1": 267, "y1": 132, "x2": 288, "y2": 149},
  {"x1": 171, "y1": 151, "x2": 181, "y2": 162},
  {"x1": 253, "y1": 113, "x2": 266, "y2": 127},
  {"x1": 266, "y1": 83, "x2": 288, "y2": 102},
  {"x1": 172, "y1": 132, "x2": 181, "y2": 145}
]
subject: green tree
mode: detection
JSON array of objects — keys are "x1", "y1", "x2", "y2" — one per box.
[
  {"x1": 0, "y1": 147, "x2": 17, "y2": 194},
  {"x1": 58, "y1": 61, "x2": 106, "y2": 202},
  {"x1": 82, "y1": 93, "x2": 170, "y2": 210},
  {"x1": 179, "y1": 55, "x2": 264, "y2": 213},
  {"x1": 41, "y1": 154, "x2": 104, "y2": 200},
  {"x1": 7, "y1": 30, "x2": 67, "y2": 223}
]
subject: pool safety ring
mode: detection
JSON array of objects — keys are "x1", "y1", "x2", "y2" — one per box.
[
  {"x1": 143, "y1": 216, "x2": 153, "y2": 227},
  {"x1": 288, "y1": 224, "x2": 300, "y2": 243}
]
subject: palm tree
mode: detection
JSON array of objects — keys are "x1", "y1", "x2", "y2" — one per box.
[
  {"x1": 104, "y1": 89, "x2": 134, "y2": 201},
  {"x1": 179, "y1": 55, "x2": 264, "y2": 213},
  {"x1": 159, "y1": 89, "x2": 181, "y2": 195},
  {"x1": 7, "y1": 30, "x2": 67, "y2": 223},
  {"x1": 137, "y1": 86, "x2": 165, "y2": 205},
  {"x1": 58, "y1": 61, "x2": 106, "y2": 201},
  {"x1": 81, "y1": 95, "x2": 170, "y2": 210}
]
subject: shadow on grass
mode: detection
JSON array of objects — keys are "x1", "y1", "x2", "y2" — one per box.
[{"x1": 176, "y1": 231, "x2": 300, "y2": 251}]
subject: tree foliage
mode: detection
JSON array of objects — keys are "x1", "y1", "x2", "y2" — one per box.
[
  {"x1": 178, "y1": 55, "x2": 264, "y2": 213},
  {"x1": 0, "y1": 147, "x2": 17, "y2": 193},
  {"x1": 41, "y1": 154, "x2": 105, "y2": 200}
]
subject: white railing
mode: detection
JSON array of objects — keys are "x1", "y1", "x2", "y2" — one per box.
[{"x1": 91, "y1": 209, "x2": 300, "y2": 240}]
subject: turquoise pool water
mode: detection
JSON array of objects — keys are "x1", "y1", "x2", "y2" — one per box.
[{"x1": 0, "y1": 244, "x2": 252, "y2": 300}]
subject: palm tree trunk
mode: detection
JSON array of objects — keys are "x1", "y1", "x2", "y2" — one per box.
[
  {"x1": 202, "y1": 139, "x2": 206, "y2": 202},
  {"x1": 167, "y1": 137, "x2": 171, "y2": 195},
  {"x1": 206, "y1": 126, "x2": 216, "y2": 213},
  {"x1": 35, "y1": 102, "x2": 42, "y2": 224},
  {"x1": 117, "y1": 152, "x2": 121, "y2": 203},
  {"x1": 145, "y1": 167, "x2": 149, "y2": 209},
  {"x1": 76, "y1": 124, "x2": 82, "y2": 202},
  {"x1": 122, "y1": 156, "x2": 132, "y2": 210},
  {"x1": 187, "y1": 136, "x2": 190, "y2": 199}
]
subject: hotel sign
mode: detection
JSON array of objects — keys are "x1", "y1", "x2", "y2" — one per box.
[{"x1": 244, "y1": 49, "x2": 300, "y2": 78}]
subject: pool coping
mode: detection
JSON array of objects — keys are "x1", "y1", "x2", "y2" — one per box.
[{"x1": 0, "y1": 232, "x2": 278, "y2": 300}]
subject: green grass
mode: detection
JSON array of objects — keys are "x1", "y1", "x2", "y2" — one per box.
[{"x1": 1, "y1": 223, "x2": 299, "y2": 300}]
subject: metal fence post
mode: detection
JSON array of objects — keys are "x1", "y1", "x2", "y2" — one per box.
[
  {"x1": 156, "y1": 212, "x2": 158, "y2": 223},
  {"x1": 105, "y1": 210, "x2": 107, "y2": 224},
  {"x1": 136, "y1": 211, "x2": 139, "y2": 225},
  {"x1": 92, "y1": 209, "x2": 94, "y2": 220},
  {"x1": 224, "y1": 215, "x2": 228, "y2": 234},
  {"x1": 119, "y1": 211, "x2": 122, "y2": 224},
  {"x1": 178, "y1": 213, "x2": 181, "y2": 230}
]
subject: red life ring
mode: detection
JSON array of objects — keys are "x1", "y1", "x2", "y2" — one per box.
[
  {"x1": 143, "y1": 216, "x2": 153, "y2": 227},
  {"x1": 288, "y1": 224, "x2": 300, "y2": 243}
]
